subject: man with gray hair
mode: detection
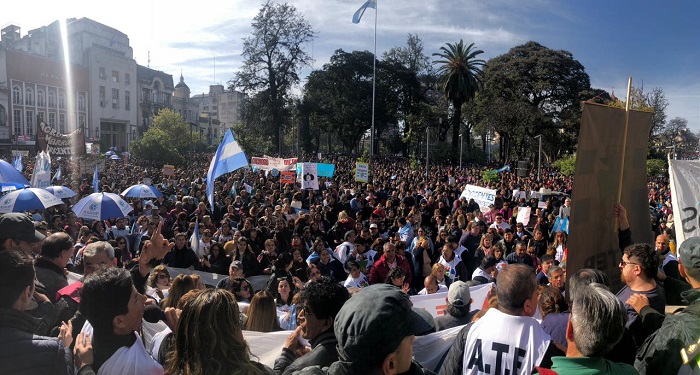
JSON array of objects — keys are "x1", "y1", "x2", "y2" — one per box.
[{"x1": 547, "y1": 283, "x2": 637, "y2": 374}]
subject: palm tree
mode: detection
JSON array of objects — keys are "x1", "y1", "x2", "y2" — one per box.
[{"x1": 433, "y1": 40, "x2": 484, "y2": 149}]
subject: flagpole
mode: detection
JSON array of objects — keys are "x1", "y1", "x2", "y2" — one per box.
[
  {"x1": 614, "y1": 77, "x2": 633, "y2": 232},
  {"x1": 370, "y1": 0, "x2": 377, "y2": 158}
]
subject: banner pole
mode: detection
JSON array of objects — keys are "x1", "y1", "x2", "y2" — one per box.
[{"x1": 615, "y1": 77, "x2": 633, "y2": 232}]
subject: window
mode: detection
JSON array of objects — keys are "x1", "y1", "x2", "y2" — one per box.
[
  {"x1": 112, "y1": 70, "x2": 119, "y2": 83},
  {"x1": 48, "y1": 112, "x2": 56, "y2": 127},
  {"x1": 99, "y1": 67, "x2": 106, "y2": 79},
  {"x1": 48, "y1": 90, "x2": 56, "y2": 108},
  {"x1": 78, "y1": 94, "x2": 86, "y2": 111},
  {"x1": 25, "y1": 88, "x2": 34, "y2": 106},
  {"x1": 125, "y1": 73, "x2": 130, "y2": 85},
  {"x1": 142, "y1": 88, "x2": 151, "y2": 102},
  {"x1": 0, "y1": 105, "x2": 5, "y2": 126},
  {"x1": 59, "y1": 113, "x2": 66, "y2": 133},
  {"x1": 13, "y1": 109, "x2": 21, "y2": 135},
  {"x1": 58, "y1": 93, "x2": 66, "y2": 109},
  {"x1": 12, "y1": 86, "x2": 22, "y2": 105},
  {"x1": 99, "y1": 86, "x2": 106, "y2": 107},
  {"x1": 112, "y1": 88, "x2": 119, "y2": 109},
  {"x1": 26, "y1": 110, "x2": 34, "y2": 136},
  {"x1": 164, "y1": 93, "x2": 171, "y2": 106},
  {"x1": 125, "y1": 91, "x2": 130, "y2": 110},
  {"x1": 37, "y1": 111, "x2": 45, "y2": 122},
  {"x1": 79, "y1": 115, "x2": 85, "y2": 130},
  {"x1": 37, "y1": 89, "x2": 45, "y2": 107}
]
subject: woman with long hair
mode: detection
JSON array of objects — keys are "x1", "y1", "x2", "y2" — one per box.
[
  {"x1": 166, "y1": 289, "x2": 271, "y2": 374},
  {"x1": 552, "y1": 231, "x2": 567, "y2": 263},
  {"x1": 230, "y1": 277, "x2": 254, "y2": 304},
  {"x1": 114, "y1": 236, "x2": 132, "y2": 266},
  {"x1": 214, "y1": 220, "x2": 234, "y2": 243},
  {"x1": 161, "y1": 274, "x2": 201, "y2": 309},
  {"x1": 245, "y1": 290, "x2": 281, "y2": 333},
  {"x1": 201, "y1": 241, "x2": 230, "y2": 275}
]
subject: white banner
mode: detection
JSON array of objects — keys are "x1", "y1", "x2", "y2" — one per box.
[
  {"x1": 669, "y1": 160, "x2": 700, "y2": 247},
  {"x1": 30, "y1": 151, "x2": 52, "y2": 189},
  {"x1": 460, "y1": 184, "x2": 497, "y2": 213},
  {"x1": 301, "y1": 163, "x2": 319, "y2": 190},
  {"x1": 355, "y1": 162, "x2": 369, "y2": 182},
  {"x1": 251, "y1": 156, "x2": 297, "y2": 171}
]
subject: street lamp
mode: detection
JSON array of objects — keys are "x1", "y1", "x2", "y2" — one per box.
[
  {"x1": 534, "y1": 134, "x2": 542, "y2": 180},
  {"x1": 459, "y1": 133, "x2": 463, "y2": 169}
]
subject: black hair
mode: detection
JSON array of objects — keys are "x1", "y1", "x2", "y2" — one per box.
[
  {"x1": 298, "y1": 276, "x2": 350, "y2": 321},
  {"x1": 40, "y1": 232, "x2": 74, "y2": 259},
  {"x1": 0, "y1": 250, "x2": 35, "y2": 308},
  {"x1": 624, "y1": 243, "x2": 659, "y2": 280},
  {"x1": 80, "y1": 267, "x2": 134, "y2": 334}
]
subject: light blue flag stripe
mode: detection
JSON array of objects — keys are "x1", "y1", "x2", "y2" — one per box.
[
  {"x1": 93, "y1": 165, "x2": 99, "y2": 193},
  {"x1": 352, "y1": 0, "x2": 376, "y2": 24},
  {"x1": 207, "y1": 129, "x2": 248, "y2": 209}
]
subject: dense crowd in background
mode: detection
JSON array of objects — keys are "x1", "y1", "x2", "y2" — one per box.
[{"x1": 1, "y1": 149, "x2": 696, "y2": 375}]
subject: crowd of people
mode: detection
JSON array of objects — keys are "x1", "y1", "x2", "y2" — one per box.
[{"x1": 0, "y1": 149, "x2": 698, "y2": 375}]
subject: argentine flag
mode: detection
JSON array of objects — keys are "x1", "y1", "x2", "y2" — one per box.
[
  {"x1": 190, "y1": 218, "x2": 201, "y2": 258},
  {"x1": 13, "y1": 154, "x2": 23, "y2": 172},
  {"x1": 352, "y1": 0, "x2": 376, "y2": 24},
  {"x1": 92, "y1": 164, "x2": 99, "y2": 193},
  {"x1": 52, "y1": 166, "x2": 62, "y2": 181},
  {"x1": 206, "y1": 129, "x2": 249, "y2": 209}
]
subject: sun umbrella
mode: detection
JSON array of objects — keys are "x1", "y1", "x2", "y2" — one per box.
[
  {"x1": 72, "y1": 192, "x2": 134, "y2": 221},
  {"x1": 0, "y1": 188, "x2": 64, "y2": 213},
  {"x1": 110, "y1": 155, "x2": 121, "y2": 160},
  {"x1": 0, "y1": 159, "x2": 30, "y2": 186},
  {"x1": 105, "y1": 151, "x2": 115, "y2": 156},
  {"x1": 1, "y1": 182, "x2": 25, "y2": 192},
  {"x1": 120, "y1": 184, "x2": 163, "y2": 199},
  {"x1": 45, "y1": 185, "x2": 78, "y2": 199}
]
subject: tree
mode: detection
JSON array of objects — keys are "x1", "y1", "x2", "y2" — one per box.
[
  {"x1": 230, "y1": 1, "x2": 315, "y2": 153},
  {"x1": 130, "y1": 108, "x2": 194, "y2": 165},
  {"x1": 472, "y1": 41, "x2": 591, "y2": 161},
  {"x1": 660, "y1": 117, "x2": 699, "y2": 159},
  {"x1": 301, "y1": 49, "x2": 420, "y2": 152},
  {"x1": 383, "y1": 33, "x2": 430, "y2": 75},
  {"x1": 433, "y1": 40, "x2": 484, "y2": 148}
]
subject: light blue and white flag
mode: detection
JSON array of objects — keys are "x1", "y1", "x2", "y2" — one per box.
[
  {"x1": 92, "y1": 164, "x2": 99, "y2": 193},
  {"x1": 30, "y1": 151, "x2": 52, "y2": 189},
  {"x1": 190, "y1": 218, "x2": 201, "y2": 258},
  {"x1": 207, "y1": 129, "x2": 249, "y2": 209},
  {"x1": 52, "y1": 165, "x2": 62, "y2": 181},
  {"x1": 13, "y1": 154, "x2": 23, "y2": 172},
  {"x1": 352, "y1": 0, "x2": 376, "y2": 24}
]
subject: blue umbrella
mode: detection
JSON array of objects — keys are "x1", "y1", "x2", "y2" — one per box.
[
  {"x1": 0, "y1": 159, "x2": 30, "y2": 186},
  {"x1": 1, "y1": 182, "x2": 25, "y2": 192},
  {"x1": 72, "y1": 192, "x2": 134, "y2": 220},
  {"x1": 120, "y1": 184, "x2": 163, "y2": 199},
  {"x1": 45, "y1": 185, "x2": 78, "y2": 198},
  {"x1": 0, "y1": 188, "x2": 64, "y2": 213}
]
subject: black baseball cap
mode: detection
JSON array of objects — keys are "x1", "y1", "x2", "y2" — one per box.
[{"x1": 0, "y1": 213, "x2": 45, "y2": 243}]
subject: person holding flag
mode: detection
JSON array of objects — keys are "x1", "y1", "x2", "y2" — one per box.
[
  {"x1": 207, "y1": 129, "x2": 249, "y2": 213},
  {"x1": 92, "y1": 164, "x2": 100, "y2": 193}
]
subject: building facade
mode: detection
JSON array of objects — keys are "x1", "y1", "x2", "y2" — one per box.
[
  {"x1": 191, "y1": 84, "x2": 246, "y2": 145},
  {"x1": 137, "y1": 65, "x2": 174, "y2": 137}
]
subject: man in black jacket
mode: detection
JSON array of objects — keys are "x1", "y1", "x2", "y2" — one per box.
[
  {"x1": 0, "y1": 249, "x2": 73, "y2": 374},
  {"x1": 274, "y1": 277, "x2": 350, "y2": 375},
  {"x1": 35, "y1": 232, "x2": 73, "y2": 302}
]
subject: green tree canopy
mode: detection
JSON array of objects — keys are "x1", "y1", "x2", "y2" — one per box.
[
  {"x1": 130, "y1": 108, "x2": 195, "y2": 165},
  {"x1": 472, "y1": 41, "x2": 591, "y2": 161}
]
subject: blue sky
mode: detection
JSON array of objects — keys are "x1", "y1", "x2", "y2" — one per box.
[{"x1": 6, "y1": 0, "x2": 700, "y2": 131}]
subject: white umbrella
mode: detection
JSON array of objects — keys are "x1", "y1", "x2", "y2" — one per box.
[
  {"x1": 120, "y1": 184, "x2": 163, "y2": 199},
  {"x1": 0, "y1": 188, "x2": 64, "y2": 213},
  {"x1": 110, "y1": 155, "x2": 121, "y2": 160},
  {"x1": 72, "y1": 192, "x2": 134, "y2": 220},
  {"x1": 45, "y1": 185, "x2": 77, "y2": 198}
]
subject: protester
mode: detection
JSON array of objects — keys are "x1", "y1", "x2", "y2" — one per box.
[
  {"x1": 35, "y1": 232, "x2": 73, "y2": 302},
  {"x1": 274, "y1": 277, "x2": 350, "y2": 375},
  {"x1": 246, "y1": 291, "x2": 282, "y2": 332},
  {"x1": 546, "y1": 283, "x2": 637, "y2": 374},
  {"x1": 434, "y1": 280, "x2": 477, "y2": 331},
  {"x1": 440, "y1": 264, "x2": 559, "y2": 375},
  {"x1": 80, "y1": 267, "x2": 163, "y2": 374},
  {"x1": 295, "y1": 284, "x2": 434, "y2": 374},
  {"x1": 0, "y1": 249, "x2": 73, "y2": 374},
  {"x1": 0, "y1": 212, "x2": 45, "y2": 253},
  {"x1": 165, "y1": 288, "x2": 273, "y2": 375}
]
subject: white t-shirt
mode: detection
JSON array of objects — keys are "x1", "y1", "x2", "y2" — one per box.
[
  {"x1": 462, "y1": 308, "x2": 550, "y2": 375},
  {"x1": 344, "y1": 273, "x2": 369, "y2": 289}
]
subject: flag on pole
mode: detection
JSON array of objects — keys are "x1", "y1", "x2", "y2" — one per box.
[
  {"x1": 207, "y1": 129, "x2": 249, "y2": 209},
  {"x1": 352, "y1": 0, "x2": 376, "y2": 24},
  {"x1": 30, "y1": 151, "x2": 52, "y2": 188},
  {"x1": 92, "y1": 164, "x2": 99, "y2": 193},
  {"x1": 13, "y1": 154, "x2": 23, "y2": 172},
  {"x1": 52, "y1": 165, "x2": 62, "y2": 181},
  {"x1": 190, "y1": 218, "x2": 201, "y2": 258}
]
